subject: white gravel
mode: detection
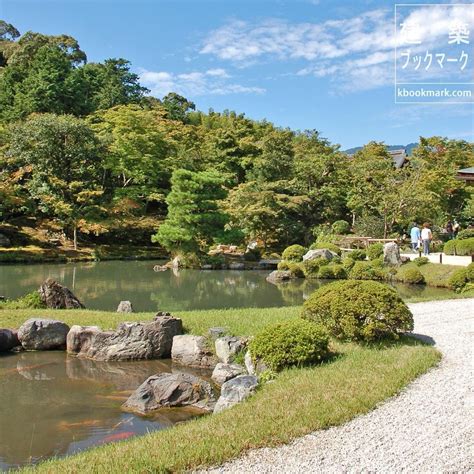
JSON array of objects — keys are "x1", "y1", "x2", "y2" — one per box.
[{"x1": 206, "y1": 298, "x2": 474, "y2": 473}]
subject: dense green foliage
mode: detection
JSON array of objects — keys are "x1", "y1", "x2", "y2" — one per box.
[
  {"x1": 349, "y1": 261, "x2": 386, "y2": 280},
  {"x1": 282, "y1": 244, "x2": 307, "y2": 262},
  {"x1": 457, "y1": 229, "x2": 474, "y2": 240},
  {"x1": 0, "y1": 24, "x2": 472, "y2": 253},
  {"x1": 347, "y1": 249, "x2": 367, "y2": 261},
  {"x1": 249, "y1": 319, "x2": 330, "y2": 371},
  {"x1": 366, "y1": 243, "x2": 383, "y2": 260},
  {"x1": 310, "y1": 242, "x2": 341, "y2": 255},
  {"x1": 443, "y1": 237, "x2": 474, "y2": 256},
  {"x1": 302, "y1": 280, "x2": 414, "y2": 342},
  {"x1": 447, "y1": 263, "x2": 473, "y2": 292},
  {"x1": 413, "y1": 257, "x2": 429, "y2": 266},
  {"x1": 0, "y1": 290, "x2": 45, "y2": 309},
  {"x1": 396, "y1": 266, "x2": 425, "y2": 284}
]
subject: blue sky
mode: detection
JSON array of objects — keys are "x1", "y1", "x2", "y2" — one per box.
[{"x1": 1, "y1": 0, "x2": 473, "y2": 149}]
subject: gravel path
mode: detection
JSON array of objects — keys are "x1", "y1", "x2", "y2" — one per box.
[{"x1": 207, "y1": 298, "x2": 474, "y2": 473}]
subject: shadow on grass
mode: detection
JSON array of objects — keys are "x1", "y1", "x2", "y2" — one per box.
[{"x1": 362, "y1": 333, "x2": 436, "y2": 350}]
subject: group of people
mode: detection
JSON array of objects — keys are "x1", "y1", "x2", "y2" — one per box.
[
  {"x1": 410, "y1": 223, "x2": 433, "y2": 255},
  {"x1": 409, "y1": 220, "x2": 461, "y2": 256}
]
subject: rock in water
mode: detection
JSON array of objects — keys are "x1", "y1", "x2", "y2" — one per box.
[
  {"x1": 171, "y1": 335, "x2": 217, "y2": 368},
  {"x1": 266, "y1": 270, "x2": 294, "y2": 284},
  {"x1": 211, "y1": 363, "x2": 246, "y2": 386},
  {"x1": 18, "y1": 319, "x2": 70, "y2": 350},
  {"x1": 39, "y1": 279, "x2": 85, "y2": 309},
  {"x1": 215, "y1": 336, "x2": 246, "y2": 364},
  {"x1": 303, "y1": 249, "x2": 336, "y2": 261},
  {"x1": 117, "y1": 301, "x2": 133, "y2": 313},
  {"x1": 214, "y1": 375, "x2": 258, "y2": 413},
  {"x1": 0, "y1": 329, "x2": 20, "y2": 352},
  {"x1": 384, "y1": 242, "x2": 402, "y2": 266},
  {"x1": 123, "y1": 373, "x2": 216, "y2": 414},
  {"x1": 68, "y1": 316, "x2": 183, "y2": 361}
]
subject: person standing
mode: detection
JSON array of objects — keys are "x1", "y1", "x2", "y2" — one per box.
[
  {"x1": 410, "y1": 223, "x2": 421, "y2": 252},
  {"x1": 446, "y1": 220, "x2": 454, "y2": 240},
  {"x1": 453, "y1": 220, "x2": 461, "y2": 238},
  {"x1": 421, "y1": 223, "x2": 432, "y2": 256}
]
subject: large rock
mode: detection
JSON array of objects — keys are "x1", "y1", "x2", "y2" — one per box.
[
  {"x1": 116, "y1": 301, "x2": 133, "y2": 313},
  {"x1": 266, "y1": 270, "x2": 294, "y2": 283},
  {"x1": 68, "y1": 315, "x2": 183, "y2": 361},
  {"x1": 0, "y1": 329, "x2": 20, "y2": 352},
  {"x1": 123, "y1": 373, "x2": 216, "y2": 414},
  {"x1": 303, "y1": 249, "x2": 336, "y2": 261},
  {"x1": 171, "y1": 335, "x2": 217, "y2": 368},
  {"x1": 0, "y1": 233, "x2": 11, "y2": 247},
  {"x1": 383, "y1": 242, "x2": 402, "y2": 266},
  {"x1": 214, "y1": 375, "x2": 258, "y2": 413},
  {"x1": 244, "y1": 350, "x2": 268, "y2": 376},
  {"x1": 211, "y1": 363, "x2": 246, "y2": 386},
  {"x1": 39, "y1": 279, "x2": 85, "y2": 309},
  {"x1": 18, "y1": 318, "x2": 70, "y2": 350},
  {"x1": 215, "y1": 336, "x2": 246, "y2": 364}
]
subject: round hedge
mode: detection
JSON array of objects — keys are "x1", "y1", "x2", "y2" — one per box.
[
  {"x1": 349, "y1": 261, "x2": 385, "y2": 281},
  {"x1": 366, "y1": 243, "x2": 383, "y2": 260},
  {"x1": 249, "y1": 319, "x2": 330, "y2": 371},
  {"x1": 282, "y1": 244, "x2": 307, "y2": 262},
  {"x1": 444, "y1": 237, "x2": 474, "y2": 256},
  {"x1": 448, "y1": 267, "x2": 469, "y2": 292},
  {"x1": 331, "y1": 220, "x2": 350, "y2": 235},
  {"x1": 303, "y1": 258, "x2": 324, "y2": 277},
  {"x1": 287, "y1": 262, "x2": 305, "y2": 278},
  {"x1": 302, "y1": 280, "x2": 414, "y2": 342},
  {"x1": 413, "y1": 256, "x2": 429, "y2": 266},
  {"x1": 347, "y1": 249, "x2": 367, "y2": 261},
  {"x1": 396, "y1": 266, "x2": 425, "y2": 284}
]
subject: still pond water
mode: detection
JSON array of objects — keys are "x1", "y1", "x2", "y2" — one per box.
[
  {"x1": 0, "y1": 261, "x2": 456, "y2": 469},
  {"x1": 0, "y1": 351, "x2": 209, "y2": 470},
  {"x1": 0, "y1": 260, "x2": 456, "y2": 312}
]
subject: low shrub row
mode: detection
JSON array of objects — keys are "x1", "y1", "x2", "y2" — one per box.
[{"x1": 443, "y1": 237, "x2": 474, "y2": 256}]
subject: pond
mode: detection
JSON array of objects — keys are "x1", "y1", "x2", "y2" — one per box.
[
  {"x1": 0, "y1": 351, "x2": 210, "y2": 470},
  {"x1": 0, "y1": 261, "x2": 456, "y2": 311}
]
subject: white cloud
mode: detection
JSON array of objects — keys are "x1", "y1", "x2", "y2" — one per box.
[
  {"x1": 139, "y1": 68, "x2": 265, "y2": 97},
  {"x1": 200, "y1": 4, "x2": 474, "y2": 92}
]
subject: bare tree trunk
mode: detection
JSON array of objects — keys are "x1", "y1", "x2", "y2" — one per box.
[{"x1": 73, "y1": 225, "x2": 78, "y2": 250}]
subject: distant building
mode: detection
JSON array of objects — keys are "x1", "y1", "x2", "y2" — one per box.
[
  {"x1": 456, "y1": 167, "x2": 474, "y2": 185},
  {"x1": 388, "y1": 149, "x2": 408, "y2": 168}
]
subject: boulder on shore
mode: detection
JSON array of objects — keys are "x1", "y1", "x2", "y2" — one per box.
[
  {"x1": 171, "y1": 335, "x2": 217, "y2": 368},
  {"x1": 303, "y1": 249, "x2": 336, "y2": 261},
  {"x1": 39, "y1": 279, "x2": 84, "y2": 309},
  {"x1": 266, "y1": 270, "x2": 294, "y2": 284},
  {"x1": 215, "y1": 336, "x2": 246, "y2": 364},
  {"x1": 244, "y1": 350, "x2": 268, "y2": 376},
  {"x1": 0, "y1": 328, "x2": 20, "y2": 352},
  {"x1": 211, "y1": 363, "x2": 246, "y2": 386},
  {"x1": 214, "y1": 375, "x2": 258, "y2": 413},
  {"x1": 18, "y1": 318, "x2": 70, "y2": 350},
  {"x1": 116, "y1": 301, "x2": 133, "y2": 313},
  {"x1": 383, "y1": 242, "x2": 402, "y2": 266},
  {"x1": 68, "y1": 314, "x2": 183, "y2": 361},
  {"x1": 123, "y1": 373, "x2": 216, "y2": 414}
]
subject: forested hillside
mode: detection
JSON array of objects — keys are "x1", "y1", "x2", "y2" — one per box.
[{"x1": 1, "y1": 21, "x2": 472, "y2": 256}]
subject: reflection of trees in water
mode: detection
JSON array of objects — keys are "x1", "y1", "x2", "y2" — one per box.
[{"x1": 0, "y1": 351, "x2": 204, "y2": 468}]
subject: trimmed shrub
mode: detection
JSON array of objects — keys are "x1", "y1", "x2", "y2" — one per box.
[
  {"x1": 282, "y1": 244, "x2": 307, "y2": 262},
  {"x1": 277, "y1": 261, "x2": 290, "y2": 271},
  {"x1": 413, "y1": 256, "x2": 429, "y2": 266},
  {"x1": 1, "y1": 291, "x2": 46, "y2": 309},
  {"x1": 331, "y1": 220, "x2": 350, "y2": 235},
  {"x1": 349, "y1": 261, "x2": 385, "y2": 281},
  {"x1": 331, "y1": 264, "x2": 347, "y2": 279},
  {"x1": 342, "y1": 257, "x2": 356, "y2": 271},
  {"x1": 249, "y1": 319, "x2": 330, "y2": 371},
  {"x1": 448, "y1": 265, "x2": 473, "y2": 292},
  {"x1": 396, "y1": 266, "x2": 425, "y2": 284},
  {"x1": 346, "y1": 249, "x2": 367, "y2": 261},
  {"x1": 371, "y1": 256, "x2": 384, "y2": 268},
  {"x1": 366, "y1": 243, "x2": 383, "y2": 260},
  {"x1": 287, "y1": 262, "x2": 305, "y2": 278},
  {"x1": 444, "y1": 238, "x2": 474, "y2": 256},
  {"x1": 302, "y1": 280, "x2": 414, "y2": 342},
  {"x1": 457, "y1": 229, "x2": 474, "y2": 240},
  {"x1": 317, "y1": 265, "x2": 335, "y2": 279},
  {"x1": 310, "y1": 242, "x2": 342, "y2": 256},
  {"x1": 303, "y1": 258, "x2": 323, "y2": 277}
]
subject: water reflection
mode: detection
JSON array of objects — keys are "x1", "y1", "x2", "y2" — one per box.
[
  {"x1": 0, "y1": 351, "x2": 209, "y2": 470},
  {"x1": 0, "y1": 261, "x2": 456, "y2": 312}
]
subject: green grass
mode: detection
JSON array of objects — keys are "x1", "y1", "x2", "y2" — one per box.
[
  {"x1": 0, "y1": 305, "x2": 441, "y2": 473},
  {"x1": 402, "y1": 262, "x2": 461, "y2": 287}
]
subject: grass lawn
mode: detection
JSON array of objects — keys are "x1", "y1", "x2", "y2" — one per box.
[
  {"x1": 402, "y1": 262, "x2": 462, "y2": 287},
  {"x1": 0, "y1": 306, "x2": 441, "y2": 473}
]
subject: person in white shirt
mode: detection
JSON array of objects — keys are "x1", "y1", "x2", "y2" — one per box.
[{"x1": 421, "y1": 223, "x2": 432, "y2": 255}]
